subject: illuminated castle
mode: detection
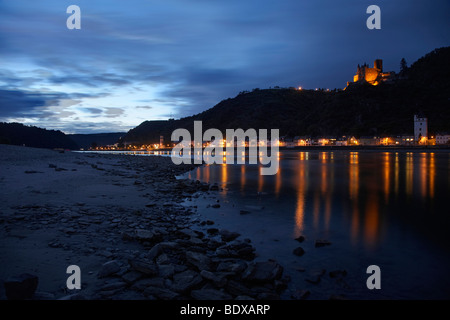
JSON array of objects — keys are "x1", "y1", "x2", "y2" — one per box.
[{"x1": 348, "y1": 59, "x2": 395, "y2": 87}]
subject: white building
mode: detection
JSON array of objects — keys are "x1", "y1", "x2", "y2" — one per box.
[
  {"x1": 436, "y1": 133, "x2": 450, "y2": 145},
  {"x1": 414, "y1": 115, "x2": 428, "y2": 144}
]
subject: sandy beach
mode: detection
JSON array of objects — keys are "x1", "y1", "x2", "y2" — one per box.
[{"x1": 0, "y1": 144, "x2": 289, "y2": 300}]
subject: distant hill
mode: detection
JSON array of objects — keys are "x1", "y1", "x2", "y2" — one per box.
[
  {"x1": 68, "y1": 132, "x2": 125, "y2": 149},
  {"x1": 0, "y1": 122, "x2": 79, "y2": 149},
  {"x1": 124, "y1": 46, "x2": 450, "y2": 144}
]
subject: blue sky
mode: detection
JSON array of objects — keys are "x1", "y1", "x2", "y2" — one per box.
[{"x1": 0, "y1": 0, "x2": 449, "y2": 133}]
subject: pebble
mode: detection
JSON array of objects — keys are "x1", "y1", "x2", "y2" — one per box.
[{"x1": 3, "y1": 152, "x2": 291, "y2": 301}]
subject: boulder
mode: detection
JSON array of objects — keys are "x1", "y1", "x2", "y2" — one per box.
[
  {"x1": 216, "y1": 240, "x2": 256, "y2": 260},
  {"x1": 209, "y1": 184, "x2": 220, "y2": 191},
  {"x1": 98, "y1": 261, "x2": 121, "y2": 278},
  {"x1": 171, "y1": 270, "x2": 203, "y2": 293},
  {"x1": 225, "y1": 280, "x2": 253, "y2": 297},
  {"x1": 121, "y1": 271, "x2": 143, "y2": 284},
  {"x1": 219, "y1": 229, "x2": 240, "y2": 242},
  {"x1": 242, "y1": 260, "x2": 283, "y2": 283},
  {"x1": 305, "y1": 276, "x2": 321, "y2": 284},
  {"x1": 148, "y1": 241, "x2": 178, "y2": 260},
  {"x1": 293, "y1": 247, "x2": 305, "y2": 256},
  {"x1": 100, "y1": 280, "x2": 127, "y2": 291},
  {"x1": 207, "y1": 228, "x2": 219, "y2": 235},
  {"x1": 186, "y1": 251, "x2": 212, "y2": 271},
  {"x1": 131, "y1": 278, "x2": 165, "y2": 291},
  {"x1": 159, "y1": 265, "x2": 175, "y2": 278},
  {"x1": 129, "y1": 259, "x2": 159, "y2": 276},
  {"x1": 315, "y1": 239, "x2": 332, "y2": 248},
  {"x1": 200, "y1": 270, "x2": 228, "y2": 287},
  {"x1": 216, "y1": 260, "x2": 248, "y2": 274},
  {"x1": 135, "y1": 229, "x2": 156, "y2": 241}
]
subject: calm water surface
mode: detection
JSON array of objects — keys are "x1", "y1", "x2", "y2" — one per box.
[{"x1": 184, "y1": 151, "x2": 450, "y2": 299}]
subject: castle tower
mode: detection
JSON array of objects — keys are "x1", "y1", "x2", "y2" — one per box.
[
  {"x1": 414, "y1": 115, "x2": 428, "y2": 144},
  {"x1": 374, "y1": 59, "x2": 383, "y2": 71}
]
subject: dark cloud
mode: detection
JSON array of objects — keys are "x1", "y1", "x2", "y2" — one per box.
[
  {"x1": 0, "y1": 89, "x2": 52, "y2": 117},
  {"x1": 0, "y1": 0, "x2": 449, "y2": 133},
  {"x1": 0, "y1": 88, "x2": 105, "y2": 120},
  {"x1": 48, "y1": 74, "x2": 131, "y2": 87},
  {"x1": 82, "y1": 108, "x2": 103, "y2": 115},
  {"x1": 41, "y1": 121, "x2": 131, "y2": 134}
]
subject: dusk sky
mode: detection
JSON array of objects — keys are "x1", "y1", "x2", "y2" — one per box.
[{"x1": 1, "y1": 0, "x2": 449, "y2": 134}]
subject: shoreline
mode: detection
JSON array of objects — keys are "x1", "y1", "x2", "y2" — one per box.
[
  {"x1": 79, "y1": 145, "x2": 450, "y2": 155},
  {"x1": 0, "y1": 144, "x2": 289, "y2": 300},
  {"x1": 279, "y1": 145, "x2": 450, "y2": 152}
]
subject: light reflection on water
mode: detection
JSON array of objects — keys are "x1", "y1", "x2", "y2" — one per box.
[
  {"x1": 186, "y1": 151, "x2": 450, "y2": 298},
  {"x1": 188, "y1": 151, "x2": 446, "y2": 246}
]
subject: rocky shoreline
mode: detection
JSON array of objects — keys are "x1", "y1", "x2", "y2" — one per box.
[{"x1": 0, "y1": 145, "x2": 289, "y2": 300}]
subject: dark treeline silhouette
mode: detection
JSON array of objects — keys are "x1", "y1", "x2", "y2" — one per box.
[
  {"x1": 0, "y1": 122, "x2": 79, "y2": 149},
  {"x1": 68, "y1": 132, "x2": 125, "y2": 149},
  {"x1": 124, "y1": 47, "x2": 450, "y2": 144}
]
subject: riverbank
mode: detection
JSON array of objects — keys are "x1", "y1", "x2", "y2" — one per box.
[
  {"x1": 0, "y1": 144, "x2": 289, "y2": 300},
  {"x1": 281, "y1": 145, "x2": 450, "y2": 152}
]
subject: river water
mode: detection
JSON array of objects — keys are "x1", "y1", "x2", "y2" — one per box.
[{"x1": 183, "y1": 150, "x2": 450, "y2": 299}]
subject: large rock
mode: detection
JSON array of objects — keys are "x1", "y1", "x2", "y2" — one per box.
[
  {"x1": 121, "y1": 271, "x2": 143, "y2": 284},
  {"x1": 129, "y1": 259, "x2": 159, "y2": 276},
  {"x1": 178, "y1": 228, "x2": 198, "y2": 239},
  {"x1": 315, "y1": 239, "x2": 332, "y2": 247},
  {"x1": 207, "y1": 228, "x2": 219, "y2": 235},
  {"x1": 131, "y1": 278, "x2": 165, "y2": 291},
  {"x1": 216, "y1": 260, "x2": 248, "y2": 274},
  {"x1": 225, "y1": 280, "x2": 253, "y2": 297},
  {"x1": 186, "y1": 251, "x2": 211, "y2": 271},
  {"x1": 135, "y1": 229, "x2": 156, "y2": 241},
  {"x1": 242, "y1": 260, "x2": 283, "y2": 283},
  {"x1": 98, "y1": 261, "x2": 121, "y2": 278},
  {"x1": 148, "y1": 242, "x2": 178, "y2": 260},
  {"x1": 100, "y1": 280, "x2": 127, "y2": 291},
  {"x1": 219, "y1": 229, "x2": 240, "y2": 242},
  {"x1": 4, "y1": 273, "x2": 39, "y2": 300},
  {"x1": 171, "y1": 270, "x2": 203, "y2": 293},
  {"x1": 215, "y1": 240, "x2": 255, "y2": 260},
  {"x1": 159, "y1": 265, "x2": 175, "y2": 278},
  {"x1": 200, "y1": 270, "x2": 229, "y2": 287},
  {"x1": 209, "y1": 184, "x2": 220, "y2": 191},
  {"x1": 191, "y1": 289, "x2": 232, "y2": 300},
  {"x1": 293, "y1": 247, "x2": 305, "y2": 256}
]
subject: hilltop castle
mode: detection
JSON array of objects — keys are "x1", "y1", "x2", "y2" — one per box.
[{"x1": 347, "y1": 59, "x2": 395, "y2": 87}]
